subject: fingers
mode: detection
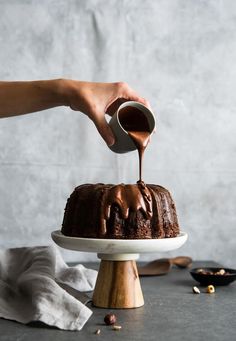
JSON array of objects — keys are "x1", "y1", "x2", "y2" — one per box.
[
  {"x1": 86, "y1": 81, "x2": 152, "y2": 146},
  {"x1": 93, "y1": 116, "x2": 115, "y2": 146},
  {"x1": 109, "y1": 82, "x2": 152, "y2": 114},
  {"x1": 139, "y1": 97, "x2": 152, "y2": 110},
  {"x1": 106, "y1": 98, "x2": 128, "y2": 116},
  {"x1": 122, "y1": 84, "x2": 152, "y2": 110}
]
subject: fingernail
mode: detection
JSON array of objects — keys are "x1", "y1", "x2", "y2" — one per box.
[
  {"x1": 107, "y1": 136, "x2": 115, "y2": 146},
  {"x1": 106, "y1": 127, "x2": 115, "y2": 146}
]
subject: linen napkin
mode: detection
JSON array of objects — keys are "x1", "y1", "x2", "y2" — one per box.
[{"x1": 0, "y1": 245, "x2": 97, "y2": 331}]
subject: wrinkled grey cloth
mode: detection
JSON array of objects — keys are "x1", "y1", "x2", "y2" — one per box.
[{"x1": 0, "y1": 245, "x2": 97, "y2": 331}]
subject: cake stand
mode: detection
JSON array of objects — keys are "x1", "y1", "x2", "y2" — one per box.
[{"x1": 51, "y1": 231, "x2": 187, "y2": 309}]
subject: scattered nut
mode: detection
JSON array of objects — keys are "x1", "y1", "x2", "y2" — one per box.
[
  {"x1": 192, "y1": 286, "x2": 201, "y2": 294},
  {"x1": 95, "y1": 329, "x2": 101, "y2": 335},
  {"x1": 104, "y1": 313, "x2": 117, "y2": 325},
  {"x1": 197, "y1": 268, "x2": 204, "y2": 273},
  {"x1": 206, "y1": 285, "x2": 215, "y2": 294},
  {"x1": 217, "y1": 269, "x2": 226, "y2": 275},
  {"x1": 113, "y1": 325, "x2": 122, "y2": 331}
]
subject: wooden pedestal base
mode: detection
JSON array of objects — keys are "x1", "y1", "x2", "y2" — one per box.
[
  {"x1": 51, "y1": 230, "x2": 187, "y2": 308},
  {"x1": 92, "y1": 259, "x2": 144, "y2": 308}
]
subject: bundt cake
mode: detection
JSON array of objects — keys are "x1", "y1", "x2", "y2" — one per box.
[{"x1": 61, "y1": 181, "x2": 180, "y2": 239}]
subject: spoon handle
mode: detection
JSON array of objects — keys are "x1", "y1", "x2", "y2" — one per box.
[{"x1": 172, "y1": 256, "x2": 192, "y2": 268}]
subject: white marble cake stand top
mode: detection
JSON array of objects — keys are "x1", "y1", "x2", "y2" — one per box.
[{"x1": 51, "y1": 230, "x2": 188, "y2": 260}]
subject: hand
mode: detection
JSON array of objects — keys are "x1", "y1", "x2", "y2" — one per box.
[
  {"x1": 63, "y1": 80, "x2": 151, "y2": 146},
  {"x1": 0, "y1": 79, "x2": 151, "y2": 147}
]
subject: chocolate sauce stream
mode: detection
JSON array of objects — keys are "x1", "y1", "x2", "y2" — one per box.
[
  {"x1": 99, "y1": 106, "x2": 152, "y2": 235},
  {"x1": 119, "y1": 106, "x2": 151, "y2": 181},
  {"x1": 128, "y1": 131, "x2": 150, "y2": 181}
]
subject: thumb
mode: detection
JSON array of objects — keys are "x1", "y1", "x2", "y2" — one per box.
[{"x1": 94, "y1": 116, "x2": 115, "y2": 147}]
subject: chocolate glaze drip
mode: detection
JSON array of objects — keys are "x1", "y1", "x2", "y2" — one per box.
[
  {"x1": 62, "y1": 183, "x2": 180, "y2": 239},
  {"x1": 100, "y1": 181, "x2": 152, "y2": 235}
]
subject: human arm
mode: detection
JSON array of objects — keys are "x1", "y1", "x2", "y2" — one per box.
[{"x1": 0, "y1": 79, "x2": 150, "y2": 146}]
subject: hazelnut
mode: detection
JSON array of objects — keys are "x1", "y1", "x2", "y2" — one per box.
[
  {"x1": 113, "y1": 325, "x2": 122, "y2": 331},
  {"x1": 218, "y1": 269, "x2": 225, "y2": 275},
  {"x1": 197, "y1": 268, "x2": 204, "y2": 273},
  {"x1": 104, "y1": 313, "x2": 117, "y2": 325},
  {"x1": 192, "y1": 286, "x2": 201, "y2": 294},
  {"x1": 206, "y1": 285, "x2": 215, "y2": 294}
]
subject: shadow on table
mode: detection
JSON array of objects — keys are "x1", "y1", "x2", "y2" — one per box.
[
  {"x1": 171, "y1": 279, "x2": 194, "y2": 287},
  {"x1": 27, "y1": 321, "x2": 59, "y2": 330}
]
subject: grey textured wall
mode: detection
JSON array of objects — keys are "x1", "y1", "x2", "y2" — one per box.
[{"x1": 0, "y1": 0, "x2": 235, "y2": 265}]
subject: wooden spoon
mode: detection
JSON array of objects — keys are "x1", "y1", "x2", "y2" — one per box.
[
  {"x1": 138, "y1": 256, "x2": 192, "y2": 276},
  {"x1": 172, "y1": 256, "x2": 192, "y2": 268}
]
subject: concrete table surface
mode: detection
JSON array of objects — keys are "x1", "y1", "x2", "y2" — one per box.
[{"x1": 0, "y1": 261, "x2": 235, "y2": 341}]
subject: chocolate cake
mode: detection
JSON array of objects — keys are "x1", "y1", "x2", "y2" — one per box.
[{"x1": 61, "y1": 181, "x2": 180, "y2": 239}]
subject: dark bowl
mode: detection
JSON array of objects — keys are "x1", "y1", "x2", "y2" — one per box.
[{"x1": 190, "y1": 267, "x2": 236, "y2": 286}]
